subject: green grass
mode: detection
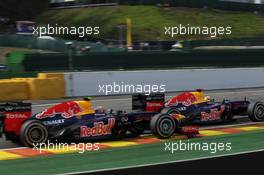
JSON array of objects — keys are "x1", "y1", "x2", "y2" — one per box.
[
  {"x1": 1, "y1": 130, "x2": 264, "y2": 175},
  {"x1": 0, "y1": 47, "x2": 55, "y2": 64},
  {"x1": 37, "y1": 6, "x2": 264, "y2": 41},
  {"x1": 0, "y1": 47, "x2": 35, "y2": 64}
]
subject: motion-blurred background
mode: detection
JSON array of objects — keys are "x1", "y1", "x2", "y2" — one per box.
[{"x1": 0, "y1": 0, "x2": 264, "y2": 101}]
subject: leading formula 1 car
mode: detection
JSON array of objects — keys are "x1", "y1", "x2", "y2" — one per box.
[{"x1": 0, "y1": 90, "x2": 264, "y2": 147}]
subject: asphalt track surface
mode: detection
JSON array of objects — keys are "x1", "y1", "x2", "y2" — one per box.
[
  {"x1": 66, "y1": 149, "x2": 264, "y2": 175},
  {"x1": 1, "y1": 87, "x2": 264, "y2": 149}
]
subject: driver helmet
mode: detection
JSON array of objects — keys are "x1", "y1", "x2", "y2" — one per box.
[
  {"x1": 94, "y1": 106, "x2": 106, "y2": 114},
  {"x1": 204, "y1": 96, "x2": 211, "y2": 101}
]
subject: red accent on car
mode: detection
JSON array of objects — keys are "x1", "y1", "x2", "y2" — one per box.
[
  {"x1": 181, "y1": 126, "x2": 199, "y2": 135},
  {"x1": 201, "y1": 106, "x2": 225, "y2": 121},
  {"x1": 4, "y1": 111, "x2": 32, "y2": 136},
  {"x1": 165, "y1": 92, "x2": 197, "y2": 107},
  {"x1": 36, "y1": 101, "x2": 82, "y2": 119},
  {"x1": 146, "y1": 101, "x2": 164, "y2": 112},
  {"x1": 80, "y1": 118, "x2": 115, "y2": 137}
]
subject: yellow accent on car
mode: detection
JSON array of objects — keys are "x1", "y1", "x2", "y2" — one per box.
[
  {"x1": 171, "y1": 114, "x2": 185, "y2": 120},
  {"x1": 191, "y1": 91, "x2": 209, "y2": 104},
  {"x1": 76, "y1": 100, "x2": 95, "y2": 116}
]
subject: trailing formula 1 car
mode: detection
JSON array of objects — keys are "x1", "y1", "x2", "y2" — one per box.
[
  {"x1": 133, "y1": 90, "x2": 264, "y2": 139},
  {"x1": 0, "y1": 90, "x2": 264, "y2": 147}
]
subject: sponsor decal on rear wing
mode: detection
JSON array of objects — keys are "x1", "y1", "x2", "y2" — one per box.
[
  {"x1": 0, "y1": 102, "x2": 32, "y2": 136},
  {"x1": 0, "y1": 102, "x2": 32, "y2": 112},
  {"x1": 132, "y1": 93, "x2": 165, "y2": 112}
]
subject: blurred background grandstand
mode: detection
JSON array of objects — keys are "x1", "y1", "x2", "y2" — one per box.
[{"x1": 0, "y1": 0, "x2": 264, "y2": 74}]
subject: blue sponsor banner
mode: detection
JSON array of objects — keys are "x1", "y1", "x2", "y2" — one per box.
[
  {"x1": 0, "y1": 64, "x2": 6, "y2": 70},
  {"x1": 16, "y1": 21, "x2": 35, "y2": 35}
]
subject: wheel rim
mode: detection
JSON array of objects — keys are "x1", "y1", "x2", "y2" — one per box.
[
  {"x1": 27, "y1": 125, "x2": 47, "y2": 143},
  {"x1": 255, "y1": 104, "x2": 264, "y2": 120},
  {"x1": 158, "y1": 118, "x2": 174, "y2": 136}
]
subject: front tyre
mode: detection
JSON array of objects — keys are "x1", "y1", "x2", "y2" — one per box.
[
  {"x1": 150, "y1": 113, "x2": 176, "y2": 139},
  {"x1": 20, "y1": 120, "x2": 48, "y2": 147},
  {"x1": 248, "y1": 101, "x2": 264, "y2": 122}
]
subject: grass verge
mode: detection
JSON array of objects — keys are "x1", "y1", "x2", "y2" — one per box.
[
  {"x1": 37, "y1": 6, "x2": 264, "y2": 41},
  {"x1": 0, "y1": 130, "x2": 264, "y2": 175}
]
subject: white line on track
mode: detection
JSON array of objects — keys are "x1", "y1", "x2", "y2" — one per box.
[
  {"x1": 200, "y1": 121, "x2": 264, "y2": 130},
  {"x1": 0, "y1": 147, "x2": 27, "y2": 151},
  {"x1": 60, "y1": 148, "x2": 264, "y2": 175}
]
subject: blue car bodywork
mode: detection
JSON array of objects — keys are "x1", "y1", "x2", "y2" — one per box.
[{"x1": 1, "y1": 90, "x2": 263, "y2": 147}]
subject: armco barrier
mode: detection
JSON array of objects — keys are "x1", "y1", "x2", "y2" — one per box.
[
  {"x1": 0, "y1": 35, "x2": 66, "y2": 52},
  {"x1": 1, "y1": 69, "x2": 264, "y2": 100},
  {"x1": 37, "y1": 73, "x2": 65, "y2": 99},
  {"x1": 0, "y1": 80, "x2": 29, "y2": 101},
  {"x1": 0, "y1": 35, "x2": 123, "y2": 53},
  {"x1": 184, "y1": 38, "x2": 264, "y2": 50},
  {"x1": 0, "y1": 73, "x2": 66, "y2": 101},
  {"x1": 64, "y1": 68, "x2": 264, "y2": 97},
  {"x1": 23, "y1": 49, "x2": 264, "y2": 71},
  {"x1": 26, "y1": 78, "x2": 64, "y2": 100}
]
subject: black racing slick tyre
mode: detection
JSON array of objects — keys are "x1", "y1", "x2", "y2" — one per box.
[
  {"x1": 150, "y1": 113, "x2": 176, "y2": 139},
  {"x1": 248, "y1": 101, "x2": 264, "y2": 122},
  {"x1": 20, "y1": 120, "x2": 48, "y2": 147}
]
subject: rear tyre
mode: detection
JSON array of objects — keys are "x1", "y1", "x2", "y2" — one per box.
[
  {"x1": 248, "y1": 101, "x2": 264, "y2": 122},
  {"x1": 20, "y1": 120, "x2": 48, "y2": 147},
  {"x1": 150, "y1": 113, "x2": 176, "y2": 139},
  {"x1": 161, "y1": 107, "x2": 183, "y2": 131}
]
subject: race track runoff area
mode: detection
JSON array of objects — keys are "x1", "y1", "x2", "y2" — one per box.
[{"x1": 0, "y1": 123, "x2": 264, "y2": 175}]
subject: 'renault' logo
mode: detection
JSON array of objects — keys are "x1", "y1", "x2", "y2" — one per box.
[{"x1": 80, "y1": 118, "x2": 115, "y2": 137}]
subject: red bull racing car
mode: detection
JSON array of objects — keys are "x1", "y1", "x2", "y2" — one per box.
[{"x1": 0, "y1": 90, "x2": 264, "y2": 147}]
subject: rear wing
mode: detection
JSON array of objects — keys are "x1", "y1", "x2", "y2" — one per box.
[
  {"x1": 132, "y1": 93, "x2": 165, "y2": 112},
  {"x1": 0, "y1": 102, "x2": 32, "y2": 137},
  {"x1": 0, "y1": 102, "x2": 32, "y2": 113}
]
